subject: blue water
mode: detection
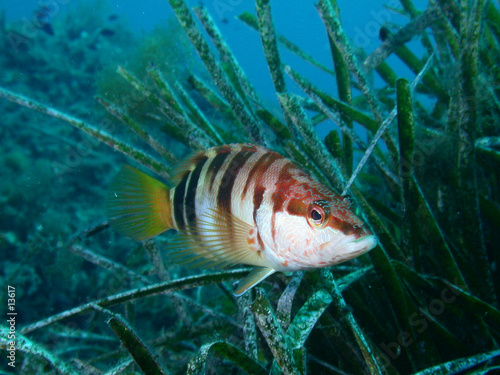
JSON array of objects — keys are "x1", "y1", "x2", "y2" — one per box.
[{"x1": 4, "y1": 0, "x2": 428, "y2": 103}]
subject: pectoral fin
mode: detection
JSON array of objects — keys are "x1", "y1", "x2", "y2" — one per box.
[
  {"x1": 169, "y1": 208, "x2": 261, "y2": 269},
  {"x1": 234, "y1": 267, "x2": 276, "y2": 296}
]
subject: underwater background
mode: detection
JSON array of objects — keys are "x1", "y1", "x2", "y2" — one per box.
[{"x1": 0, "y1": 0, "x2": 499, "y2": 374}]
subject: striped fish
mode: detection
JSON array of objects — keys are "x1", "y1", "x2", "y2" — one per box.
[{"x1": 107, "y1": 144, "x2": 377, "y2": 295}]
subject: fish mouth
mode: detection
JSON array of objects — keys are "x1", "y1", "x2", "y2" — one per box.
[
  {"x1": 321, "y1": 234, "x2": 378, "y2": 264},
  {"x1": 346, "y1": 235, "x2": 378, "y2": 254}
]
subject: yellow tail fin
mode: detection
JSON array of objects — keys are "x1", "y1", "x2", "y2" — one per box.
[{"x1": 106, "y1": 165, "x2": 172, "y2": 241}]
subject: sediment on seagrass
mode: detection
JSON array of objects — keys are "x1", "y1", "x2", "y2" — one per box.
[
  {"x1": 395, "y1": 261, "x2": 500, "y2": 344},
  {"x1": 20, "y1": 269, "x2": 249, "y2": 334},
  {"x1": 251, "y1": 288, "x2": 301, "y2": 375},
  {"x1": 256, "y1": 0, "x2": 285, "y2": 94},
  {"x1": 68, "y1": 244, "x2": 150, "y2": 284},
  {"x1": 142, "y1": 239, "x2": 169, "y2": 281},
  {"x1": 326, "y1": 1, "x2": 353, "y2": 176},
  {"x1": 362, "y1": 5, "x2": 440, "y2": 73},
  {"x1": 237, "y1": 290, "x2": 258, "y2": 360},
  {"x1": 434, "y1": 4, "x2": 460, "y2": 59},
  {"x1": 269, "y1": 287, "x2": 333, "y2": 374},
  {"x1": 396, "y1": 78, "x2": 419, "y2": 269},
  {"x1": 141, "y1": 65, "x2": 217, "y2": 149},
  {"x1": 0, "y1": 86, "x2": 169, "y2": 180},
  {"x1": 97, "y1": 306, "x2": 168, "y2": 375},
  {"x1": 187, "y1": 341, "x2": 267, "y2": 375},
  {"x1": 317, "y1": 0, "x2": 383, "y2": 122},
  {"x1": 319, "y1": 269, "x2": 383, "y2": 375},
  {"x1": 284, "y1": 65, "x2": 401, "y2": 195},
  {"x1": 170, "y1": 292, "x2": 240, "y2": 327},
  {"x1": 96, "y1": 95, "x2": 178, "y2": 164},
  {"x1": 193, "y1": 6, "x2": 260, "y2": 108},
  {"x1": 141, "y1": 239, "x2": 193, "y2": 327},
  {"x1": 278, "y1": 93, "x2": 346, "y2": 192},
  {"x1": 285, "y1": 69, "x2": 380, "y2": 132},
  {"x1": 414, "y1": 350, "x2": 500, "y2": 375},
  {"x1": 117, "y1": 65, "x2": 208, "y2": 150},
  {"x1": 286, "y1": 289, "x2": 332, "y2": 350},
  {"x1": 187, "y1": 75, "x2": 235, "y2": 119},
  {"x1": 172, "y1": 80, "x2": 225, "y2": 144},
  {"x1": 237, "y1": 11, "x2": 335, "y2": 75},
  {"x1": 344, "y1": 52, "x2": 434, "y2": 197},
  {"x1": 394, "y1": 262, "x2": 469, "y2": 358},
  {"x1": 256, "y1": 108, "x2": 292, "y2": 139},
  {"x1": 168, "y1": 0, "x2": 269, "y2": 145},
  {"x1": 324, "y1": 129, "x2": 342, "y2": 160},
  {"x1": 283, "y1": 140, "x2": 333, "y2": 190},
  {"x1": 255, "y1": 0, "x2": 307, "y2": 144},
  {"x1": 392, "y1": 43, "x2": 449, "y2": 104},
  {"x1": 276, "y1": 272, "x2": 303, "y2": 330},
  {"x1": 350, "y1": 188, "x2": 419, "y2": 372},
  {"x1": 0, "y1": 326, "x2": 78, "y2": 375},
  {"x1": 455, "y1": 0, "x2": 496, "y2": 304}
]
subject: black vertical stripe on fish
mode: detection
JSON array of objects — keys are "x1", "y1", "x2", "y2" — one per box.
[
  {"x1": 217, "y1": 150, "x2": 254, "y2": 251},
  {"x1": 184, "y1": 156, "x2": 208, "y2": 230},
  {"x1": 217, "y1": 150, "x2": 254, "y2": 215},
  {"x1": 207, "y1": 151, "x2": 231, "y2": 191},
  {"x1": 173, "y1": 172, "x2": 189, "y2": 230}
]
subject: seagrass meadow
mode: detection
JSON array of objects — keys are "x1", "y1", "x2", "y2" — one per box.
[{"x1": 0, "y1": 0, "x2": 500, "y2": 374}]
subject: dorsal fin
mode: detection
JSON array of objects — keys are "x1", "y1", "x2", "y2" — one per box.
[
  {"x1": 106, "y1": 165, "x2": 172, "y2": 241},
  {"x1": 170, "y1": 149, "x2": 210, "y2": 185},
  {"x1": 170, "y1": 145, "x2": 238, "y2": 185}
]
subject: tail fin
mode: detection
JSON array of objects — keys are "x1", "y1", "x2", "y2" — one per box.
[{"x1": 106, "y1": 165, "x2": 172, "y2": 241}]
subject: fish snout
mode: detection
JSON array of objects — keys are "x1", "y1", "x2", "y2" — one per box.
[{"x1": 319, "y1": 232, "x2": 378, "y2": 265}]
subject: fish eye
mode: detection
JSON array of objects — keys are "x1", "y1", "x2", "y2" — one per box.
[
  {"x1": 311, "y1": 209, "x2": 322, "y2": 221},
  {"x1": 308, "y1": 200, "x2": 330, "y2": 228}
]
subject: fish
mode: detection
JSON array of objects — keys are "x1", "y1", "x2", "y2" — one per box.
[
  {"x1": 106, "y1": 144, "x2": 377, "y2": 296},
  {"x1": 100, "y1": 28, "x2": 116, "y2": 37},
  {"x1": 34, "y1": 6, "x2": 54, "y2": 36}
]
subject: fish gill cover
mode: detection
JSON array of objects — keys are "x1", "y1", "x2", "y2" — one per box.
[{"x1": 0, "y1": 0, "x2": 499, "y2": 374}]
